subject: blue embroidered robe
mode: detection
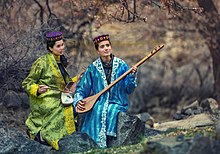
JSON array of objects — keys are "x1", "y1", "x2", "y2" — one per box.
[{"x1": 73, "y1": 56, "x2": 137, "y2": 148}]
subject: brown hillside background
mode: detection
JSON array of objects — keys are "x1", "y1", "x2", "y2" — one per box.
[{"x1": 82, "y1": 22, "x2": 212, "y2": 121}]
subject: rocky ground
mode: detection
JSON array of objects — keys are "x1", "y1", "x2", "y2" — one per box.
[{"x1": 1, "y1": 89, "x2": 220, "y2": 153}]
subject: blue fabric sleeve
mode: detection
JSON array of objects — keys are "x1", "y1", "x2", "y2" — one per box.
[
  {"x1": 122, "y1": 63, "x2": 137, "y2": 94},
  {"x1": 73, "y1": 66, "x2": 93, "y2": 107}
]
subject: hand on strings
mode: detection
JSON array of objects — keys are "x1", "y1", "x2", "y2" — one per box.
[{"x1": 76, "y1": 100, "x2": 86, "y2": 111}]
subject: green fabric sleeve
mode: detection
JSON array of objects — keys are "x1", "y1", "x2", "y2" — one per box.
[{"x1": 22, "y1": 58, "x2": 45, "y2": 96}]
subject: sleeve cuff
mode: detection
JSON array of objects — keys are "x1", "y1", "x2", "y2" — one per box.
[
  {"x1": 29, "y1": 84, "x2": 39, "y2": 97},
  {"x1": 73, "y1": 93, "x2": 83, "y2": 107}
]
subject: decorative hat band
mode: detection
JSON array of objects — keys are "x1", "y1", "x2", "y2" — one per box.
[
  {"x1": 46, "y1": 31, "x2": 63, "y2": 42},
  {"x1": 93, "y1": 34, "x2": 110, "y2": 44}
]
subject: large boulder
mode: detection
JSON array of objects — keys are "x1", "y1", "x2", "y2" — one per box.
[
  {"x1": 2, "y1": 90, "x2": 22, "y2": 109},
  {"x1": 0, "y1": 124, "x2": 52, "y2": 154},
  {"x1": 57, "y1": 132, "x2": 98, "y2": 153},
  {"x1": 107, "y1": 112, "x2": 145, "y2": 147}
]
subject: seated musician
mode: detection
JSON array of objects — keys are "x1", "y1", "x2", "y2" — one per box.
[{"x1": 73, "y1": 34, "x2": 138, "y2": 148}]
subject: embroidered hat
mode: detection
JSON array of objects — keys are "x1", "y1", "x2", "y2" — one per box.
[
  {"x1": 93, "y1": 34, "x2": 110, "y2": 45},
  {"x1": 46, "y1": 31, "x2": 63, "y2": 42}
]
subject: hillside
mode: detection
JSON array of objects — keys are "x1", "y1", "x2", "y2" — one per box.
[{"x1": 66, "y1": 20, "x2": 213, "y2": 121}]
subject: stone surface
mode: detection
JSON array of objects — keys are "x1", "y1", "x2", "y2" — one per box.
[
  {"x1": 188, "y1": 137, "x2": 213, "y2": 154},
  {"x1": 107, "y1": 112, "x2": 145, "y2": 147},
  {"x1": 215, "y1": 120, "x2": 220, "y2": 143},
  {"x1": 19, "y1": 92, "x2": 30, "y2": 109},
  {"x1": 58, "y1": 132, "x2": 98, "y2": 153},
  {"x1": 154, "y1": 113, "x2": 215, "y2": 131},
  {"x1": 0, "y1": 126, "x2": 51, "y2": 154},
  {"x1": 136, "y1": 112, "x2": 155, "y2": 128},
  {"x1": 3, "y1": 90, "x2": 22, "y2": 109},
  {"x1": 141, "y1": 135, "x2": 219, "y2": 154}
]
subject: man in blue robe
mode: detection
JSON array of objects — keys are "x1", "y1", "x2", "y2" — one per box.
[{"x1": 73, "y1": 34, "x2": 137, "y2": 148}]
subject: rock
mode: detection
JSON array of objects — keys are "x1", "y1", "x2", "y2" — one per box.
[
  {"x1": 201, "y1": 98, "x2": 219, "y2": 113},
  {"x1": 212, "y1": 141, "x2": 220, "y2": 154},
  {"x1": 107, "y1": 112, "x2": 145, "y2": 147},
  {"x1": 141, "y1": 136, "x2": 216, "y2": 154},
  {"x1": 141, "y1": 141, "x2": 171, "y2": 154},
  {"x1": 141, "y1": 136, "x2": 192, "y2": 154},
  {"x1": 14, "y1": 135, "x2": 52, "y2": 154},
  {"x1": 0, "y1": 89, "x2": 4, "y2": 105},
  {"x1": 193, "y1": 106, "x2": 203, "y2": 114},
  {"x1": 0, "y1": 126, "x2": 51, "y2": 154},
  {"x1": 173, "y1": 112, "x2": 185, "y2": 120},
  {"x1": 144, "y1": 128, "x2": 162, "y2": 137},
  {"x1": 188, "y1": 137, "x2": 213, "y2": 154},
  {"x1": 173, "y1": 98, "x2": 219, "y2": 121},
  {"x1": 136, "y1": 112, "x2": 155, "y2": 128},
  {"x1": 182, "y1": 100, "x2": 199, "y2": 111},
  {"x1": 154, "y1": 113, "x2": 215, "y2": 131},
  {"x1": 3, "y1": 90, "x2": 22, "y2": 109},
  {"x1": 58, "y1": 132, "x2": 98, "y2": 153},
  {"x1": 181, "y1": 100, "x2": 204, "y2": 116},
  {"x1": 215, "y1": 120, "x2": 220, "y2": 143},
  {"x1": 19, "y1": 92, "x2": 30, "y2": 109},
  {"x1": 183, "y1": 108, "x2": 194, "y2": 115}
]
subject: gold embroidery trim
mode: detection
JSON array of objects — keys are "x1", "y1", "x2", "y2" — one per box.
[{"x1": 64, "y1": 105, "x2": 75, "y2": 134}]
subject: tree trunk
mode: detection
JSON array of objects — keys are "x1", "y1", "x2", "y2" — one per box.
[{"x1": 196, "y1": 0, "x2": 220, "y2": 104}]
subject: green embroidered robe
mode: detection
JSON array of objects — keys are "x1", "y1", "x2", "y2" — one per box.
[{"x1": 22, "y1": 52, "x2": 76, "y2": 150}]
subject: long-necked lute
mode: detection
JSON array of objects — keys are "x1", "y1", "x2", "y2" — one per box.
[{"x1": 76, "y1": 44, "x2": 165, "y2": 113}]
